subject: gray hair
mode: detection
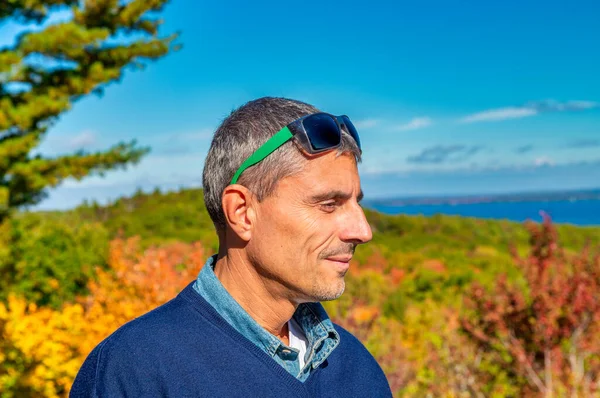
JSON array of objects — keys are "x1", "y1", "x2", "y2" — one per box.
[{"x1": 202, "y1": 97, "x2": 362, "y2": 233}]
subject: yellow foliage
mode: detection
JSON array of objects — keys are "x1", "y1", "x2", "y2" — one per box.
[
  {"x1": 472, "y1": 245, "x2": 499, "y2": 257},
  {"x1": 0, "y1": 295, "x2": 85, "y2": 397},
  {"x1": 0, "y1": 237, "x2": 206, "y2": 397}
]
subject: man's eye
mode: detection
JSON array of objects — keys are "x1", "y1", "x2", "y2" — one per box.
[{"x1": 320, "y1": 202, "x2": 338, "y2": 212}]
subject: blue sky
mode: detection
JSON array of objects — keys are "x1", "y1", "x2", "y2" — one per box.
[{"x1": 1, "y1": 0, "x2": 599, "y2": 209}]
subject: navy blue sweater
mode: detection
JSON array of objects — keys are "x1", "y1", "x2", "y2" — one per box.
[{"x1": 70, "y1": 282, "x2": 392, "y2": 397}]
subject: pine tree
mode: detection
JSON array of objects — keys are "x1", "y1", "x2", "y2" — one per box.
[{"x1": 0, "y1": 0, "x2": 179, "y2": 222}]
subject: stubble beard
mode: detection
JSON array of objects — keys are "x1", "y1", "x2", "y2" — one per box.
[
  {"x1": 309, "y1": 273, "x2": 346, "y2": 302},
  {"x1": 309, "y1": 244, "x2": 355, "y2": 301}
]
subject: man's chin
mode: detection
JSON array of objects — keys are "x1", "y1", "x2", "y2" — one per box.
[{"x1": 311, "y1": 281, "x2": 345, "y2": 302}]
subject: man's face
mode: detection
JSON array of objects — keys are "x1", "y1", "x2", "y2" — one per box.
[{"x1": 247, "y1": 151, "x2": 372, "y2": 304}]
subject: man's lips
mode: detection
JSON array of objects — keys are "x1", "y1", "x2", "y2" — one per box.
[
  {"x1": 325, "y1": 257, "x2": 352, "y2": 274},
  {"x1": 325, "y1": 256, "x2": 352, "y2": 263}
]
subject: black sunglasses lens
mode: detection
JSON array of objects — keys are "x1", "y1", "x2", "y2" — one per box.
[
  {"x1": 341, "y1": 115, "x2": 361, "y2": 149},
  {"x1": 303, "y1": 114, "x2": 341, "y2": 151}
]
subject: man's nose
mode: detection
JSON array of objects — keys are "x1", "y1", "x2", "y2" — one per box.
[{"x1": 341, "y1": 203, "x2": 373, "y2": 244}]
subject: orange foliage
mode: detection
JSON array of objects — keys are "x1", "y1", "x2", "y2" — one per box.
[
  {"x1": 77, "y1": 237, "x2": 205, "y2": 356},
  {"x1": 0, "y1": 238, "x2": 206, "y2": 397},
  {"x1": 350, "y1": 305, "x2": 380, "y2": 325},
  {"x1": 389, "y1": 268, "x2": 405, "y2": 287},
  {"x1": 421, "y1": 259, "x2": 446, "y2": 273}
]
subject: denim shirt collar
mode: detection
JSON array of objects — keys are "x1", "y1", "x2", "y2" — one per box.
[{"x1": 192, "y1": 255, "x2": 340, "y2": 374}]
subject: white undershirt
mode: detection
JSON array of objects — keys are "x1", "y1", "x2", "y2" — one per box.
[{"x1": 288, "y1": 317, "x2": 309, "y2": 369}]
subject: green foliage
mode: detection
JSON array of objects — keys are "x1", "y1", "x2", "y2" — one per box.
[
  {"x1": 361, "y1": 208, "x2": 600, "y2": 309},
  {"x1": 0, "y1": 0, "x2": 179, "y2": 223},
  {"x1": 6, "y1": 184, "x2": 600, "y2": 398},
  {"x1": 1, "y1": 186, "x2": 599, "y2": 396},
  {"x1": 0, "y1": 213, "x2": 109, "y2": 308},
  {"x1": 14, "y1": 187, "x2": 598, "y2": 317},
  {"x1": 382, "y1": 288, "x2": 408, "y2": 320},
  {"x1": 74, "y1": 188, "x2": 219, "y2": 251}
]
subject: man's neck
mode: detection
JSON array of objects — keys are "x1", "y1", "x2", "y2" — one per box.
[{"x1": 213, "y1": 250, "x2": 295, "y2": 345}]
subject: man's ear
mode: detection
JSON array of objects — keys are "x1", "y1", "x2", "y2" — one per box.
[{"x1": 221, "y1": 184, "x2": 255, "y2": 242}]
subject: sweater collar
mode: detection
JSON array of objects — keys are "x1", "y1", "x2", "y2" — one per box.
[{"x1": 192, "y1": 255, "x2": 339, "y2": 371}]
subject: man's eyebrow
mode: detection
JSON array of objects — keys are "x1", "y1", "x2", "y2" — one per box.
[{"x1": 309, "y1": 190, "x2": 364, "y2": 203}]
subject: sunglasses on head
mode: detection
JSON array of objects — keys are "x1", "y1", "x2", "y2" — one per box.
[{"x1": 230, "y1": 112, "x2": 361, "y2": 185}]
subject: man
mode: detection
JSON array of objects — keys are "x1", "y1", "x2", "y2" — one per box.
[{"x1": 71, "y1": 97, "x2": 393, "y2": 397}]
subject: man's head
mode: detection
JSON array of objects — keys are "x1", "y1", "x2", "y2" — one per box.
[{"x1": 203, "y1": 97, "x2": 372, "y2": 303}]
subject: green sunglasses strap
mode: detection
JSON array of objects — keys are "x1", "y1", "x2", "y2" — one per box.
[{"x1": 230, "y1": 126, "x2": 294, "y2": 184}]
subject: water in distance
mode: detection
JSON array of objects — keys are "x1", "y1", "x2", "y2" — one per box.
[{"x1": 368, "y1": 198, "x2": 600, "y2": 226}]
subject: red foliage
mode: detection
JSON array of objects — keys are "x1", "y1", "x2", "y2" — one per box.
[{"x1": 462, "y1": 214, "x2": 600, "y2": 396}]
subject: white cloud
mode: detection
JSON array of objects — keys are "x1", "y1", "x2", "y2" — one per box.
[
  {"x1": 569, "y1": 100, "x2": 599, "y2": 109},
  {"x1": 460, "y1": 99, "x2": 600, "y2": 124},
  {"x1": 534, "y1": 156, "x2": 554, "y2": 167},
  {"x1": 148, "y1": 129, "x2": 213, "y2": 155},
  {"x1": 395, "y1": 117, "x2": 433, "y2": 131},
  {"x1": 526, "y1": 99, "x2": 599, "y2": 112},
  {"x1": 60, "y1": 151, "x2": 205, "y2": 189},
  {"x1": 460, "y1": 107, "x2": 538, "y2": 123},
  {"x1": 166, "y1": 129, "x2": 213, "y2": 141},
  {"x1": 67, "y1": 130, "x2": 96, "y2": 150},
  {"x1": 34, "y1": 129, "x2": 98, "y2": 155},
  {"x1": 353, "y1": 119, "x2": 379, "y2": 129}
]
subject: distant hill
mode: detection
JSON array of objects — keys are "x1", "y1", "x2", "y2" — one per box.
[
  {"x1": 21, "y1": 186, "x2": 600, "y2": 306},
  {"x1": 34, "y1": 186, "x2": 600, "y2": 258},
  {"x1": 6, "y1": 186, "x2": 600, "y2": 396},
  {"x1": 366, "y1": 187, "x2": 600, "y2": 206}
]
